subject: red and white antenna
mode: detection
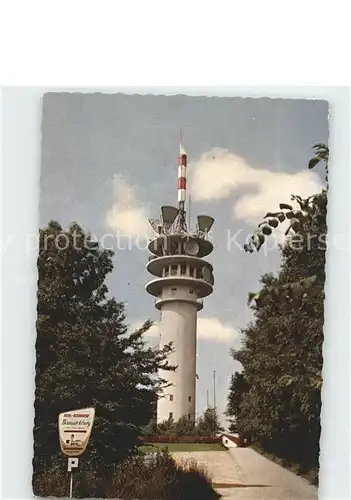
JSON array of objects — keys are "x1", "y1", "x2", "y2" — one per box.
[
  {"x1": 176, "y1": 129, "x2": 188, "y2": 232},
  {"x1": 178, "y1": 130, "x2": 187, "y2": 207}
]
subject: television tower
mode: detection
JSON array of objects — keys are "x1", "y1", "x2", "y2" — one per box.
[{"x1": 146, "y1": 139, "x2": 215, "y2": 423}]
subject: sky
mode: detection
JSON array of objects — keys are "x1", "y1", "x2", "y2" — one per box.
[{"x1": 39, "y1": 93, "x2": 329, "y2": 425}]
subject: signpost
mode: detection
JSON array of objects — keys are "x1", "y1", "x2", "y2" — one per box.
[
  {"x1": 58, "y1": 407, "x2": 95, "y2": 498},
  {"x1": 67, "y1": 457, "x2": 79, "y2": 498}
]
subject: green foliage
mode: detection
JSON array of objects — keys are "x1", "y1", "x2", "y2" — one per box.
[
  {"x1": 226, "y1": 373, "x2": 249, "y2": 434},
  {"x1": 245, "y1": 192, "x2": 327, "y2": 256},
  {"x1": 144, "y1": 407, "x2": 223, "y2": 437},
  {"x1": 196, "y1": 407, "x2": 224, "y2": 436},
  {"x1": 246, "y1": 189, "x2": 327, "y2": 306},
  {"x1": 141, "y1": 418, "x2": 159, "y2": 436},
  {"x1": 308, "y1": 143, "x2": 329, "y2": 184},
  {"x1": 174, "y1": 416, "x2": 197, "y2": 436},
  {"x1": 156, "y1": 415, "x2": 177, "y2": 436},
  {"x1": 34, "y1": 221, "x2": 174, "y2": 479},
  {"x1": 141, "y1": 442, "x2": 223, "y2": 450},
  {"x1": 227, "y1": 145, "x2": 327, "y2": 480},
  {"x1": 33, "y1": 450, "x2": 220, "y2": 499}
]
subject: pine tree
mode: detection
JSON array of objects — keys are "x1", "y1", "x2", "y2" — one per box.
[
  {"x1": 197, "y1": 408, "x2": 224, "y2": 436},
  {"x1": 33, "y1": 221, "x2": 173, "y2": 481}
]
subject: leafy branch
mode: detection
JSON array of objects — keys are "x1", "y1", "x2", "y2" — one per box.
[
  {"x1": 308, "y1": 143, "x2": 329, "y2": 184},
  {"x1": 245, "y1": 144, "x2": 328, "y2": 307},
  {"x1": 247, "y1": 275, "x2": 318, "y2": 307}
]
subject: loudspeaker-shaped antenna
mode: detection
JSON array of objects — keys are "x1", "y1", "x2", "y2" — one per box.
[{"x1": 161, "y1": 206, "x2": 179, "y2": 228}]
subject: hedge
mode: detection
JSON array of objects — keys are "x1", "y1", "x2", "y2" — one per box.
[{"x1": 140, "y1": 435, "x2": 221, "y2": 444}]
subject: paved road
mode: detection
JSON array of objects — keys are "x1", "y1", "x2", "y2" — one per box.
[
  {"x1": 172, "y1": 450, "x2": 244, "y2": 485},
  {"x1": 172, "y1": 448, "x2": 318, "y2": 499}
]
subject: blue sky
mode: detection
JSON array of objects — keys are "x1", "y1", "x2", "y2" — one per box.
[{"x1": 40, "y1": 93, "x2": 328, "y2": 423}]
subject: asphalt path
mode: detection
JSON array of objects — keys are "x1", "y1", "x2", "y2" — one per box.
[{"x1": 172, "y1": 448, "x2": 318, "y2": 499}]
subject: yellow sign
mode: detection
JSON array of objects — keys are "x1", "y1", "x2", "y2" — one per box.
[{"x1": 58, "y1": 407, "x2": 95, "y2": 457}]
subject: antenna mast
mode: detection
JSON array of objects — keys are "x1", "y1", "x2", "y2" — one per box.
[
  {"x1": 213, "y1": 370, "x2": 216, "y2": 409},
  {"x1": 176, "y1": 129, "x2": 188, "y2": 233}
]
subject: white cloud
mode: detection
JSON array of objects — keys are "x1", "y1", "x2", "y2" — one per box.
[
  {"x1": 197, "y1": 317, "x2": 239, "y2": 342},
  {"x1": 105, "y1": 174, "x2": 152, "y2": 240},
  {"x1": 189, "y1": 148, "x2": 256, "y2": 201},
  {"x1": 189, "y1": 148, "x2": 324, "y2": 226},
  {"x1": 232, "y1": 170, "x2": 323, "y2": 225},
  {"x1": 131, "y1": 317, "x2": 237, "y2": 343}
]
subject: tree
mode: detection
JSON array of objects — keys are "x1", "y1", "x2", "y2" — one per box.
[
  {"x1": 197, "y1": 408, "x2": 224, "y2": 436},
  {"x1": 308, "y1": 143, "x2": 329, "y2": 185},
  {"x1": 156, "y1": 416, "x2": 176, "y2": 436},
  {"x1": 144, "y1": 408, "x2": 224, "y2": 438},
  {"x1": 141, "y1": 419, "x2": 159, "y2": 436},
  {"x1": 174, "y1": 416, "x2": 196, "y2": 436},
  {"x1": 227, "y1": 145, "x2": 327, "y2": 480},
  {"x1": 226, "y1": 372, "x2": 249, "y2": 434},
  {"x1": 33, "y1": 221, "x2": 173, "y2": 482},
  {"x1": 245, "y1": 191, "x2": 327, "y2": 306},
  {"x1": 244, "y1": 144, "x2": 328, "y2": 304}
]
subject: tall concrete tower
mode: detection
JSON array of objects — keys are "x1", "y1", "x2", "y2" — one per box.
[{"x1": 146, "y1": 141, "x2": 215, "y2": 423}]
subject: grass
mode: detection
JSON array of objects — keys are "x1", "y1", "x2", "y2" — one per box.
[{"x1": 140, "y1": 442, "x2": 225, "y2": 452}]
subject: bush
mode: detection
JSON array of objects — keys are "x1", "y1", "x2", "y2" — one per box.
[
  {"x1": 33, "y1": 450, "x2": 220, "y2": 499},
  {"x1": 142, "y1": 408, "x2": 223, "y2": 438},
  {"x1": 166, "y1": 458, "x2": 219, "y2": 500},
  {"x1": 141, "y1": 435, "x2": 221, "y2": 444}
]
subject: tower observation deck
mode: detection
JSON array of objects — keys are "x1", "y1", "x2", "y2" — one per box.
[{"x1": 145, "y1": 142, "x2": 215, "y2": 423}]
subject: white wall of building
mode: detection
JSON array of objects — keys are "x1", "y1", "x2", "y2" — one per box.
[{"x1": 221, "y1": 436, "x2": 238, "y2": 448}]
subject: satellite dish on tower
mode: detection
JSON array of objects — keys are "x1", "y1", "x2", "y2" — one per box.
[
  {"x1": 197, "y1": 215, "x2": 215, "y2": 234},
  {"x1": 184, "y1": 240, "x2": 199, "y2": 256}
]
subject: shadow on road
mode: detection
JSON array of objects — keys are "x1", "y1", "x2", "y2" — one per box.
[{"x1": 214, "y1": 483, "x2": 270, "y2": 488}]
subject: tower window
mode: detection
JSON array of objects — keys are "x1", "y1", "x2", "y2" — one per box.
[
  {"x1": 188, "y1": 413, "x2": 191, "y2": 420},
  {"x1": 170, "y1": 265, "x2": 178, "y2": 276},
  {"x1": 188, "y1": 396, "x2": 192, "y2": 402},
  {"x1": 170, "y1": 394, "x2": 174, "y2": 401},
  {"x1": 164, "y1": 267, "x2": 170, "y2": 277},
  {"x1": 169, "y1": 412, "x2": 173, "y2": 420},
  {"x1": 189, "y1": 266, "x2": 195, "y2": 277},
  {"x1": 181, "y1": 264, "x2": 186, "y2": 275},
  {"x1": 189, "y1": 289, "x2": 194, "y2": 294}
]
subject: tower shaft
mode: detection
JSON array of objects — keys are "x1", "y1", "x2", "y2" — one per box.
[{"x1": 158, "y1": 290, "x2": 198, "y2": 422}]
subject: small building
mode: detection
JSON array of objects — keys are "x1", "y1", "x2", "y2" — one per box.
[{"x1": 219, "y1": 433, "x2": 243, "y2": 448}]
